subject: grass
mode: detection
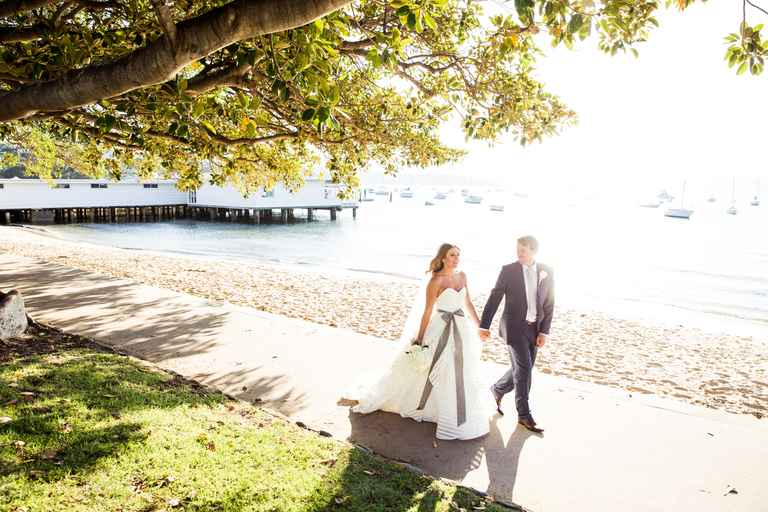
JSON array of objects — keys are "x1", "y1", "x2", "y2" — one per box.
[{"x1": 0, "y1": 324, "x2": 511, "y2": 512}]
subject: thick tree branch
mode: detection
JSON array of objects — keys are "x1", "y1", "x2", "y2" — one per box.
[
  {"x1": 75, "y1": 0, "x2": 122, "y2": 9},
  {"x1": 187, "y1": 62, "x2": 252, "y2": 95},
  {"x1": 58, "y1": 116, "x2": 144, "y2": 149},
  {"x1": 0, "y1": 24, "x2": 47, "y2": 42},
  {"x1": 0, "y1": 0, "x2": 352, "y2": 122},
  {"x1": 150, "y1": 0, "x2": 176, "y2": 44},
  {"x1": 0, "y1": 72, "x2": 39, "y2": 84},
  {"x1": 196, "y1": 121, "x2": 299, "y2": 145},
  {"x1": 340, "y1": 37, "x2": 374, "y2": 49}
]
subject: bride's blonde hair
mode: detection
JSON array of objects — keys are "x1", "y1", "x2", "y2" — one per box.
[{"x1": 428, "y1": 243, "x2": 459, "y2": 274}]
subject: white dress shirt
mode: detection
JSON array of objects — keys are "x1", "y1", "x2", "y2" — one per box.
[{"x1": 522, "y1": 262, "x2": 538, "y2": 323}]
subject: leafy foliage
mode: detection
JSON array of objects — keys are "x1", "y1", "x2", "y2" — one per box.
[{"x1": 0, "y1": 0, "x2": 759, "y2": 195}]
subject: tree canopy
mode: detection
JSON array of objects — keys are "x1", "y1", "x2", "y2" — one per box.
[{"x1": 0, "y1": 0, "x2": 764, "y2": 195}]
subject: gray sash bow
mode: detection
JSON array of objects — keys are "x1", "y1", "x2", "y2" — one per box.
[{"x1": 416, "y1": 308, "x2": 466, "y2": 426}]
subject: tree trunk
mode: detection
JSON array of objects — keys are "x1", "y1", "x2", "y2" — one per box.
[{"x1": 0, "y1": 0, "x2": 352, "y2": 121}]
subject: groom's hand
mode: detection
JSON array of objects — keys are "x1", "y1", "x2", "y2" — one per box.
[
  {"x1": 478, "y1": 328, "x2": 490, "y2": 341},
  {"x1": 535, "y1": 334, "x2": 547, "y2": 347}
]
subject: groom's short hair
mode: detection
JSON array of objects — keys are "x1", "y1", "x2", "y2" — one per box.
[{"x1": 517, "y1": 235, "x2": 539, "y2": 252}]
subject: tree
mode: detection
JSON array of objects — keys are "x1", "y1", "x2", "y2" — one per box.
[{"x1": 0, "y1": 0, "x2": 762, "y2": 195}]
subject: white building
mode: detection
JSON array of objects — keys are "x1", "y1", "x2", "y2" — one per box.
[
  {"x1": 0, "y1": 177, "x2": 358, "y2": 224},
  {"x1": 193, "y1": 179, "x2": 349, "y2": 209},
  {"x1": 0, "y1": 177, "x2": 186, "y2": 209}
]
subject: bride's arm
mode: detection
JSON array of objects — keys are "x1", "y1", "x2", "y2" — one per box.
[
  {"x1": 416, "y1": 278, "x2": 440, "y2": 344},
  {"x1": 462, "y1": 272, "x2": 481, "y2": 327}
]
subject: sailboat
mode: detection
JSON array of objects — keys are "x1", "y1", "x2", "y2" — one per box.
[
  {"x1": 751, "y1": 179, "x2": 760, "y2": 206},
  {"x1": 726, "y1": 177, "x2": 738, "y2": 215},
  {"x1": 664, "y1": 181, "x2": 693, "y2": 219}
]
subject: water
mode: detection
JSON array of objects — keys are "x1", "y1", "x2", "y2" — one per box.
[{"x1": 40, "y1": 191, "x2": 768, "y2": 337}]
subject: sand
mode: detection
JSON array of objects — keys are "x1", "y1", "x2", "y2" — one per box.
[{"x1": 1, "y1": 225, "x2": 766, "y2": 419}]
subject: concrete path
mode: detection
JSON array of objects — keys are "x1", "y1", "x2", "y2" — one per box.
[{"x1": 2, "y1": 253, "x2": 766, "y2": 511}]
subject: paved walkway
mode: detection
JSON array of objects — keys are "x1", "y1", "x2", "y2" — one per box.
[{"x1": 2, "y1": 253, "x2": 767, "y2": 511}]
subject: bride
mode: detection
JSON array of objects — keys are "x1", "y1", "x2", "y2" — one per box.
[{"x1": 346, "y1": 243, "x2": 491, "y2": 440}]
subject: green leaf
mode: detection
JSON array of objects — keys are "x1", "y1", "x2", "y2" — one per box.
[
  {"x1": 567, "y1": 14, "x2": 584, "y2": 34},
  {"x1": 237, "y1": 90, "x2": 249, "y2": 109},
  {"x1": 737, "y1": 61, "x2": 748, "y2": 75},
  {"x1": 329, "y1": 85, "x2": 340, "y2": 105},
  {"x1": 423, "y1": 12, "x2": 437, "y2": 31},
  {"x1": 201, "y1": 120, "x2": 217, "y2": 134},
  {"x1": 367, "y1": 48, "x2": 382, "y2": 67},
  {"x1": 192, "y1": 101, "x2": 205, "y2": 119},
  {"x1": 301, "y1": 108, "x2": 316, "y2": 121},
  {"x1": 514, "y1": 0, "x2": 534, "y2": 17},
  {"x1": 317, "y1": 106, "x2": 331, "y2": 124},
  {"x1": 247, "y1": 50, "x2": 258, "y2": 67},
  {"x1": 407, "y1": 12, "x2": 417, "y2": 30}
]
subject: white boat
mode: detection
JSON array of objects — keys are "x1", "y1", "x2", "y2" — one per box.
[
  {"x1": 751, "y1": 196, "x2": 760, "y2": 206},
  {"x1": 665, "y1": 208, "x2": 693, "y2": 219},
  {"x1": 373, "y1": 187, "x2": 390, "y2": 195},
  {"x1": 489, "y1": 204, "x2": 504, "y2": 212},
  {"x1": 664, "y1": 181, "x2": 693, "y2": 219},
  {"x1": 657, "y1": 190, "x2": 674, "y2": 202},
  {"x1": 707, "y1": 196, "x2": 716, "y2": 203},
  {"x1": 460, "y1": 189, "x2": 469, "y2": 197},
  {"x1": 424, "y1": 200, "x2": 435, "y2": 206},
  {"x1": 726, "y1": 177, "x2": 737, "y2": 215},
  {"x1": 434, "y1": 192, "x2": 447, "y2": 200},
  {"x1": 464, "y1": 195, "x2": 482, "y2": 204},
  {"x1": 639, "y1": 200, "x2": 662, "y2": 208},
  {"x1": 399, "y1": 189, "x2": 414, "y2": 198}
]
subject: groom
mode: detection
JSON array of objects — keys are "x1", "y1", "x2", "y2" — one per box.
[{"x1": 478, "y1": 235, "x2": 554, "y2": 433}]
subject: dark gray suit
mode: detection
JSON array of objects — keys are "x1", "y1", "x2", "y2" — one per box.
[{"x1": 479, "y1": 261, "x2": 555, "y2": 421}]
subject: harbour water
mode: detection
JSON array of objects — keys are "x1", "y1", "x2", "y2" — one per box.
[{"x1": 38, "y1": 191, "x2": 768, "y2": 337}]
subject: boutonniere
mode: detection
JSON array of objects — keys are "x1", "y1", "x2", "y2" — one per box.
[{"x1": 538, "y1": 270, "x2": 549, "y2": 284}]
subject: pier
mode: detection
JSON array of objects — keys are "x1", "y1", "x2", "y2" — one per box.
[{"x1": 0, "y1": 178, "x2": 359, "y2": 225}]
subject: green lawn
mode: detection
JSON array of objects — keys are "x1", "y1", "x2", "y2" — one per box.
[{"x1": 0, "y1": 324, "x2": 510, "y2": 512}]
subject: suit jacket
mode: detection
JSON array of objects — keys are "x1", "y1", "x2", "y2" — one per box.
[{"x1": 479, "y1": 261, "x2": 555, "y2": 345}]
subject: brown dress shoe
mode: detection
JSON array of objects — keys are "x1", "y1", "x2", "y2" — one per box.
[{"x1": 518, "y1": 418, "x2": 544, "y2": 434}]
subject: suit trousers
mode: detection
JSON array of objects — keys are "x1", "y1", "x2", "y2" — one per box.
[{"x1": 492, "y1": 322, "x2": 538, "y2": 421}]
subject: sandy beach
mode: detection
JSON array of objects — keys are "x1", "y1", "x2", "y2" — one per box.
[{"x1": 1, "y1": 225, "x2": 766, "y2": 419}]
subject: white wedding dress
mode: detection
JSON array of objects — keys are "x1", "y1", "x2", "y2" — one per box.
[{"x1": 349, "y1": 287, "x2": 490, "y2": 440}]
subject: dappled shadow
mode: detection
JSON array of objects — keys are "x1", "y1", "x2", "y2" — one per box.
[
  {"x1": 306, "y1": 448, "x2": 501, "y2": 512},
  {"x1": 1, "y1": 255, "x2": 311, "y2": 417},
  {"x1": 193, "y1": 367, "x2": 308, "y2": 417},
  {"x1": 0, "y1": 324, "x2": 308, "y2": 483},
  {"x1": 0, "y1": 257, "x2": 227, "y2": 363},
  {"x1": 0, "y1": 333, "x2": 228, "y2": 483},
  {"x1": 0, "y1": 421, "x2": 146, "y2": 481},
  {"x1": 142, "y1": 485, "x2": 255, "y2": 512}
]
